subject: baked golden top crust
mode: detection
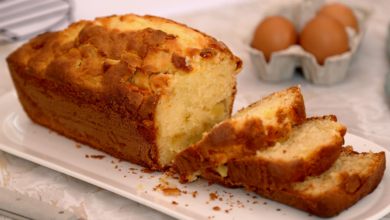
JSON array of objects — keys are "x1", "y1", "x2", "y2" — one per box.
[{"x1": 7, "y1": 14, "x2": 242, "y2": 106}]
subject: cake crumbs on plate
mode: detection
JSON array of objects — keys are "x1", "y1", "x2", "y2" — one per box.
[
  {"x1": 139, "y1": 175, "x2": 143, "y2": 179},
  {"x1": 253, "y1": 201, "x2": 258, "y2": 204},
  {"x1": 163, "y1": 188, "x2": 181, "y2": 196},
  {"x1": 225, "y1": 210, "x2": 229, "y2": 213},
  {"x1": 90, "y1": 155, "x2": 105, "y2": 159},
  {"x1": 277, "y1": 209, "x2": 281, "y2": 211},
  {"x1": 85, "y1": 155, "x2": 89, "y2": 158},
  {"x1": 141, "y1": 168, "x2": 154, "y2": 174},
  {"x1": 76, "y1": 144, "x2": 81, "y2": 148},
  {"x1": 191, "y1": 191, "x2": 197, "y2": 198},
  {"x1": 160, "y1": 173, "x2": 170, "y2": 182},
  {"x1": 154, "y1": 175, "x2": 180, "y2": 196},
  {"x1": 115, "y1": 165, "x2": 118, "y2": 169},
  {"x1": 210, "y1": 193, "x2": 218, "y2": 201},
  {"x1": 137, "y1": 184, "x2": 143, "y2": 190},
  {"x1": 213, "y1": 206, "x2": 220, "y2": 211},
  {"x1": 264, "y1": 202, "x2": 267, "y2": 205},
  {"x1": 172, "y1": 201, "x2": 178, "y2": 205}
]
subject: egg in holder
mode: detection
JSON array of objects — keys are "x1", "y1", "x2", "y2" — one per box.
[{"x1": 246, "y1": 0, "x2": 372, "y2": 85}]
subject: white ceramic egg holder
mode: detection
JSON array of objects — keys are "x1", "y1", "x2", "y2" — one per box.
[{"x1": 245, "y1": 0, "x2": 372, "y2": 85}]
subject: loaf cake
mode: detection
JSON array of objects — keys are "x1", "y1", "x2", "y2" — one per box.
[
  {"x1": 257, "y1": 146, "x2": 386, "y2": 217},
  {"x1": 7, "y1": 14, "x2": 242, "y2": 170},
  {"x1": 173, "y1": 86, "x2": 306, "y2": 183},
  {"x1": 200, "y1": 115, "x2": 347, "y2": 190}
]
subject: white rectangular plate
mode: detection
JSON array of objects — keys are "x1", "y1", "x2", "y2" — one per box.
[{"x1": 0, "y1": 91, "x2": 389, "y2": 220}]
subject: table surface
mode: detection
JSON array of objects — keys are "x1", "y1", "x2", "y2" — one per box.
[{"x1": 1, "y1": 0, "x2": 390, "y2": 219}]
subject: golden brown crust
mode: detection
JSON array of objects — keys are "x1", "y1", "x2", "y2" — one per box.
[
  {"x1": 199, "y1": 115, "x2": 346, "y2": 190},
  {"x1": 289, "y1": 87, "x2": 306, "y2": 125},
  {"x1": 11, "y1": 69, "x2": 158, "y2": 168},
  {"x1": 234, "y1": 86, "x2": 306, "y2": 125},
  {"x1": 7, "y1": 14, "x2": 242, "y2": 170},
  {"x1": 173, "y1": 86, "x2": 306, "y2": 183},
  {"x1": 173, "y1": 118, "x2": 268, "y2": 181},
  {"x1": 256, "y1": 147, "x2": 386, "y2": 218}
]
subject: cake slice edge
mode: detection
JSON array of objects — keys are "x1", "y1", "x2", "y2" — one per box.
[
  {"x1": 173, "y1": 86, "x2": 306, "y2": 183},
  {"x1": 257, "y1": 146, "x2": 386, "y2": 217}
]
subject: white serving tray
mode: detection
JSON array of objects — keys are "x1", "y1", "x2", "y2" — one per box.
[
  {"x1": 246, "y1": 0, "x2": 372, "y2": 84},
  {"x1": 0, "y1": 91, "x2": 389, "y2": 220}
]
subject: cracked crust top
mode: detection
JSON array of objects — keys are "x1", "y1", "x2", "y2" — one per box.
[{"x1": 7, "y1": 14, "x2": 242, "y2": 112}]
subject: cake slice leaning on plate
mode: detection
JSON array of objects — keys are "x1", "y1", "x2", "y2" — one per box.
[
  {"x1": 201, "y1": 115, "x2": 347, "y2": 190},
  {"x1": 173, "y1": 86, "x2": 306, "y2": 183},
  {"x1": 7, "y1": 14, "x2": 242, "y2": 171},
  {"x1": 256, "y1": 146, "x2": 386, "y2": 218}
]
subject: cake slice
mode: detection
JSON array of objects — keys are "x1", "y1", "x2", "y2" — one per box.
[
  {"x1": 7, "y1": 14, "x2": 242, "y2": 170},
  {"x1": 201, "y1": 115, "x2": 347, "y2": 190},
  {"x1": 173, "y1": 86, "x2": 306, "y2": 183},
  {"x1": 256, "y1": 146, "x2": 386, "y2": 217}
]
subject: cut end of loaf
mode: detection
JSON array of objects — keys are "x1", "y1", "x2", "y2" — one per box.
[{"x1": 155, "y1": 51, "x2": 239, "y2": 167}]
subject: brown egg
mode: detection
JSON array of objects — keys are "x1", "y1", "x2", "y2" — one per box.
[
  {"x1": 251, "y1": 16, "x2": 298, "y2": 62},
  {"x1": 300, "y1": 16, "x2": 349, "y2": 65},
  {"x1": 317, "y1": 3, "x2": 359, "y2": 32}
]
